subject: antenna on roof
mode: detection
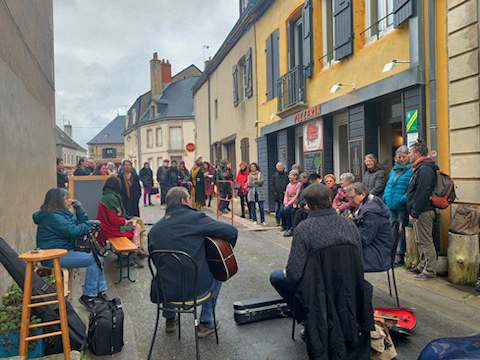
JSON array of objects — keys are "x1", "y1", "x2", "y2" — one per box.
[{"x1": 203, "y1": 45, "x2": 211, "y2": 63}]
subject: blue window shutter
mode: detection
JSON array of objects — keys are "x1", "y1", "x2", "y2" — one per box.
[
  {"x1": 266, "y1": 34, "x2": 273, "y2": 100},
  {"x1": 333, "y1": 0, "x2": 353, "y2": 61},
  {"x1": 302, "y1": 0, "x2": 313, "y2": 78},
  {"x1": 393, "y1": 0, "x2": 413, "y2": 28},
  {"x1": 246, "y1": 48, "x2": 253, "y2": 98},
  {"x1": 272, "y1": 29, "x2": 280, "y2": 98},
  {"x1": 232, "y1": 64, "x2": 239, "y2": 107}
]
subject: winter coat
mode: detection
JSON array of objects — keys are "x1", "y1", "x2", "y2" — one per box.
[
  {"x1": 179, "y1": 168, "x2": 190, "y2": 181},
  {"x1": 74, "y1": 167, "x2": 89, "y2": 176},
  {"x1": 139, "y1": 167, "x2": 154, "y2": 187},
  {"x1": 330, "y1": 184, "x2": 341, "y2": 201},
  {"x1": 354, "y1": 194, "x2": 393, "y2": 272},
  {"x1": 96, "y1": 189, "x2": 134, "y2": 240},
  {"x1": 190, "y1": 167, "x2": 206, "y2": 204},
  {"x1": 165, "y1": 167, "x2": 182, "y2": 190},
  {"x1": 118, "y1": 172, "x2": 141, "y2": 217},
  {"x1": 284, "y1": 182, "x2": 302, "y2": 207},
  {"x1": 295, "y1": 182, "x2": 310, "y2": 207},
  {"x1": 156, "y1": 165, "x2": 169, "y2": 184},
  {"x1": 406, "y1": 157, "x2": 438, "y2": 219},
  {"x1": 148, "y1": 204, "x2": 237, "y2": 303},
  {"x1": 57, "y1": 171, "x2": 69, "y2": 188},
  {"x1": 215, "y1": 165, "x2": 233, "y2": 193},
  {"x1": 247, "y1": 172, "x2": 265, "y2": 202},
  {"x1": 332, "y1": 187, "x2": 356, "y2": 213},
  {"x1": 364, "y1": 166, "x2": 387, "y2": 198},
  {"x1": 383, "y1": 163, "x2": 413, "y2": 211},
  {"x1": 270, "y1": 170, "x2": 289, "y2": 202},
  {"x1": 204, "y1": 165, "x2": 215, "y2": 195},
  {"x1": 33, "y1": 209, "x2": 92, "y2": 251},
  {"x1": 236, "y1": 168, "x2": 249, "y2": 196}
]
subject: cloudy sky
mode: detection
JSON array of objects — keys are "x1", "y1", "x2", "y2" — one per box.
[{"x1": 54, "y1": 0, "x2": 239, "y2": 148}]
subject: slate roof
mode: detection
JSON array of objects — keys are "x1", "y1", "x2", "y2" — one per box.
[
  {"x1": 87, "y1": 115, "x2": 126, "y2": 145},
  {"x1": 55, "y1": 125, "x2": 87, "y2": 152},
  {"x1": 126, "y1": 76, "x2": 199, "y2": 130}
]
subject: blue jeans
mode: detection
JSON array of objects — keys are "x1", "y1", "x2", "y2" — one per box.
[
  {"x1": 275, "y1": 202, "x2": 284, "y2": 224},
  {"x1": 281, "y1": 205, "x2": 294, "y2": 230},
  {"x1": 58, "y1": 250, "x2": 107, "y2": 297},
  {"x1": 163, "y1": 279, "x2": 221, "y2": 325},
  {"x1": 270, "y1": 269, "x2": 306, "y2": 323},
  {"x1": 249, "y1": 192, "x2": 265, "y2": 223},
  {"x1": 390, "y1": 209, "x2": 409, "y2": 255}
]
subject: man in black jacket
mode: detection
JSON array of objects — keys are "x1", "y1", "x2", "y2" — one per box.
[
  {"x1": 270, "y1": 184, "x2": 373, "y2": 358},
  {"x1": 164, "y1": 160, "x2": 182, "y2": 194},
  {"x1": 156, "y1": 159, "x2": 170, "y2": 205},
  {"x1": 270, "y1": 162, "x2": 289, "y2": 227},
  {"x1": 56, "y1": 158, "x2": 69, "y2": 188},
  {"x1": 148, "y1": 187, "x2": 238, "y2": 337},
  {"x1": 406, "y1": 140, "x2": 438, "y2": 280}
]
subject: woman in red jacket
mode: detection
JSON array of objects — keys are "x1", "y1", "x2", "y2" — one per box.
[
  {"x1": 96, "y1": 176, "x2": 147, "y2": 262},
  {"x1": 236, "y1": 161, "x2": 250, "y2": 219}
]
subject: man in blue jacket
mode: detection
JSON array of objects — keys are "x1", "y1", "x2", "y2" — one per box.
[
  {"x1": 148, "y1": 187, "x2": 238, "y2": 337},
  {"x1": 348, "y1": 183, "x2": 393, "y2": 272}
]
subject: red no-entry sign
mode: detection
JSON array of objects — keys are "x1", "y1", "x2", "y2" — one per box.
[{"x1": 186, "y1": 143, "x2": 195, "y2": 152}]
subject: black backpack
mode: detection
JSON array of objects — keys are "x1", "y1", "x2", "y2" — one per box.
[{"x1": 87, "y1": 298, "x2": 124, "y2": 356}]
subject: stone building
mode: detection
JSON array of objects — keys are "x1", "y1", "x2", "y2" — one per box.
[
  {"x1": 124, "y1": 54, "x2": 201, "y2": 175},
  {"x1": 55, "y1": 124, "x2": 87, "y2": 172},
  {"x1": 0, "y1": 1, "x2": 56, "y2": 294},
  {"x1": 87, "y1": 115, "x2": 126, "y2": 167}
]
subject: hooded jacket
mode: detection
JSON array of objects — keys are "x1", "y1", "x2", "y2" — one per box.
[
  {"x1": 139, "y1": 167, "x2": 154, "y2": 187},
  {"x1": 96, "y1": 189, "x2": 134, "y2": 239},
  {"x1": 364, "y1": 166, "x2": 387, "y2": 198},
  {"x1": 406, "y1": 157, "x2": 438, "y2": 219},
  {"x1": 383, "y1": 163, "x2": 413, "y2": 211},
  {"x1": 33, "y1": 209, "x2": 92, "y2": 251},
  {"x1": 354, "y1": 195, "x2": 393, "y2": 272}
]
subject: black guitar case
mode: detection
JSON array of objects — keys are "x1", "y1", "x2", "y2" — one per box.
[
  {"x1": 0, "y1": 237, "x2": 87, "y2": 355},
  {"x1": 233, "y1": 294, "x2": 291, "y2": 324}
]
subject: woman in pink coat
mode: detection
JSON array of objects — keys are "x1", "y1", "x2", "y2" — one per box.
[
  {"x1": 332, "y1": 172, "x2": 357, "y2": 217},
  {"x1": 280, "y1": 171, "x2": 302, "y2": 234}
]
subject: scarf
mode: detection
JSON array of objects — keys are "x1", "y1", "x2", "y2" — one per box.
[
  {"x1": 99, "y1": 189, "x2": 131, "y2": 232},
  {"x1": 412, "y1": 156, "x2": 434, "y2": 171},
  {"x1": 123, "y1": 172, "x2": 132, "y2": 199},
  {"x1": 250, "y1": 170, "x2": 259, "y2": 180}
]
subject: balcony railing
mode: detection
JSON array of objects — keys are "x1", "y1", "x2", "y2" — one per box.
[{"x1": 277, "y1": 66, "x2": 307, "y2": 114}]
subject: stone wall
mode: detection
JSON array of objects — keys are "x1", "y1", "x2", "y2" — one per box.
[{"x1": 0, "y1": 0, "x2": 56, "y2": 295}]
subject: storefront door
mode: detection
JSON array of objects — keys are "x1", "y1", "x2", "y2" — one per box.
[
  {"x1": 378, "y1": 121, "x2": 403, "y2": 174},
  {"x1": 333, "y1": 112, "x2": 349, "y2": 180}
]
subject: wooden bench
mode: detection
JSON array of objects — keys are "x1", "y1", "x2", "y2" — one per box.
[{"x1": 109, "y1": 237, "x2": 137, "y2": 284}]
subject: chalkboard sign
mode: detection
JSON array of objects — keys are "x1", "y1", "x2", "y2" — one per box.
[
  {"x1": 349, "y1": 139, "x2": 364, "y2": 182},
  {"x1": 304, "y1": 151, "x2": 323, "y2": 177},
  {"x1": 68, "y1": 176, "x2": 108, "y2": 219}
]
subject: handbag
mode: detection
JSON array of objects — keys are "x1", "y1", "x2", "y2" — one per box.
[
  {"x1": 151, "y1": 187, "x2": 159, "y2": 195},
  {"x1": 74, "y1": 223, "x2": 107, "y2": 270}
]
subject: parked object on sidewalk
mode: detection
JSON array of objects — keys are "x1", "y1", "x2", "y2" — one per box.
[
  {"x1": 233, "y1": 294, "x2": 291, "y2": 324},
  {"x1": 405, "y1": 226, "x2": 419, "y2": 269},
  {"x1": 205, "y1": 237, "x2": 238, "y2": 281},
  {"x1": 449, "y1": 205, "x2": 480, "y2": 236},
  {"x1": 436, "y1": 253, "x2": 448, "y2": 277},
  {"x1": 418, "y1": 334, "x2": 480, "y2": 359},
  {"x1": 374, "y1": 308, "x2": 417, "y2": 336},
  {"x1": 87, "y1": 298, "x2": 124, "y2": 356},
  {"x1": 447, "y1": 232, "x2": 480, "y2": 285},
  {"x1": 370, "y1": 322, "x2": 397, "y2": 360}
]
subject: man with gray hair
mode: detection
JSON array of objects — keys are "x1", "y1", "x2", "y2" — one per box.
[
  {"x1": 271, "y1": 162, "x2": 289, "y2": 227},
  {"x1": 348, "y1": 183, "x2": 393, "y2": 272}
]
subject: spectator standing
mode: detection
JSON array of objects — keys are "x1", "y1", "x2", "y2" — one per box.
[
  {"x1": 165, "y1": 160, "x2": 182, "y2": 195},
  {"x1": 179, "y1": 161, "x2": 190, "y2": 181},
  {"x1": 156, "y1": 159, "x2": 170, "y2": 205},
  {"x1": 236, "y1": 162, "x2": 250, "y2": 219},
  {"x1": 364, "y1": 154, "x2": 387, "y2": 197},
  {"x1": 348, "y1": 183, "x2": 393, "y2": 272},
  {"x1": 280, "y1": 171, "x2": 302, "y2": 234},
  {"x1": 323, "y1": 174, "x2": 341, "y2": 200},
  {"x1": 271, "y1": 162, "x2": 289, "y2": 227},
  {"x1": 92, "y1": 163, "x2": 108, "y2": 176},
  {"x1": 332, "y1": 172, "x2": 357, "y2": 216},
  {"x1": 284, "y1": 172, "x2": 310, "y2": 237},
  {"x1": 106, "y1": 162, "x2": 117, "y2": 175},
  {"x1": 86, "y1": 159, "x2": 95, "y2": 175},
  {"x1": 190, "y1": 159, "x2": 206, "y2": 210},
  {"x1": 291, "y1": 163, "x2": 302, "y2": 173},
  {"x1": 74, "y1": 157, "x2": 89, "y2": 176},
  {"x1": 215, "y1": 159, "x2": 233, "y2": 213},
  {"x1": 406, "y1": 140, "x2": 438, "y2": 280},
  {"x1": 247, "y1": 163, "x2": 265, "y2": 225},
  {"x1": 139, "y1": 162, "x2": 154, "y2": 207},
  {"x1": 118, "y1": 159, "x2": 141, "y2": 217},
  {"x1": 203, "y1": 162, "x2": 215, "y2": 207},
  {"x1": 56, "y1": 158, "x2": 69, "y2": 188},
  {"x1": 383, "y1": 145, "x2": 413, "y2": 265}
]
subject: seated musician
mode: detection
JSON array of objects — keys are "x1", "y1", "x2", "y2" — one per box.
[
  {"x1": 148, "y1": 187, "x2": 238, "y2": 337},
  {"x1": 96, "y1": 176, "x2": 147, "y2": 267}
]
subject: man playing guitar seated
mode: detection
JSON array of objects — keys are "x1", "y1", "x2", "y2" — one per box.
[{"x1": 148, "y1": 187, "x2": 238, "y2": 337}]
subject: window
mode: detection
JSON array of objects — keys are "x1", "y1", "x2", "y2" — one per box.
[
  {"x1": 242, "y1": 62, "x2": 248, "y2": 99},
  {"x1": 214, "y1": 99, "x2": 218, "y2": 119},
  {"x1": 148, "y1": 158, "x2": 154, "y2": 167},
  {"x1": 322, "y1": 0, "x2": 334, "y2": 66},
  {"x1": 171, "y1": 155, "x2": 182, "y2": 164},
  {"x1": 156, "y1": 157, "x2": 162, "y2": 169},
  {"x1": 156, "y1": 127, "x2": 163, "y2": 147},
  {"x1": 366, "y1": 0, "x2": 394, "y2": 41},
  {"x1": 288, "y1": 17, "x2": 304, "y2": 69},
  {"x1": 266, "y1": 30, "x2": 279, "y2": 100},
  {"x1": 169, "y1": 127, "x2": 182, "y2": 150},
  {"x1": 240, "y1": 138, "x2": 250, "y2": 165},
  {"x1": 102, "y1": 148, "x2": 116, "y2": 158},
  {"x1": 147, "y1": 129, "x2": 153, "y2": 148}
]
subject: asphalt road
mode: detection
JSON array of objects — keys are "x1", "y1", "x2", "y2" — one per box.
[{"x1": 94, "y1": 205, "x2": 478, "y2": 360}]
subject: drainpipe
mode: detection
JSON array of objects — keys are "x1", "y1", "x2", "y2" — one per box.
[
  {"x1": 207, "y1": 77, "x2": 212, "y2": 162},
  {"x1": 428, "y1": 0, "x2": 437, "y2": 158}
]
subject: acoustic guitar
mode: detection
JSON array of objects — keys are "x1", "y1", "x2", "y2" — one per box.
[{"x1": 205, "y1": 237, "x2": 238, "y2": 282}]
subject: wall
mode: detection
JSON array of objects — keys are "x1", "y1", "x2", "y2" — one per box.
[
  {"x1": 88, "y1": 143, "x2": 125, "y2": 165},
  {"x1": 194, "y1": 24, "x2": 258, "y2": 169},
  {"x1": 0, "y1": 0, "x2": 56, "y2": 295},
  {"x1": 57, "y1": 146, "x2": 78, "y2": 168},
  {"x1": 124, "y1": 128, "x2": 139, "y2": 169}
]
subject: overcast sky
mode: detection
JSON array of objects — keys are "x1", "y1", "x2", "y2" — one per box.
[{"x1": 54, "y1": 0, "x2": 239, "y2": 148}]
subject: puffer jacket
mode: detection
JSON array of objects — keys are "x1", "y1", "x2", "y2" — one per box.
[
  {"x1": 383, "y1": 163, "x2": 413, "y2": 211},
  {"x1": 247, "y1": 172, "x2": 265, "y2": 202},
  {"x1": 364, "y1": 166, "x2": 387, "y2": 198}
]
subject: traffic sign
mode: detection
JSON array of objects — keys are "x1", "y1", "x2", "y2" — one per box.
[{"x1": 186, "y1": 143, "x2": 195, "y2": 152}]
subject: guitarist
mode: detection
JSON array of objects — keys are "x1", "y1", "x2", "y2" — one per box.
[{"x1": 148, "y1": 187, "x2": 238, "y2": 338}]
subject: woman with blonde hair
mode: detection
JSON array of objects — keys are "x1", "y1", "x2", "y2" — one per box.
[
  {"x1": 364, "y1": 154, "x2": 387, "y2": 197},
  {"x1": 332, "y1": 172, "x2": 357, "y2": 216},
  {"x1": 323, "y1": 174, "x2": 341, "y2": 200}
]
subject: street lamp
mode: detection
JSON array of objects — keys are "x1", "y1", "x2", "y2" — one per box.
[
  {"x1": 330, "y1": 83, "x2": 356, "y2": 93},
  {"x1": 382, "y1": 60, "x2": 410, "y2": 73}
]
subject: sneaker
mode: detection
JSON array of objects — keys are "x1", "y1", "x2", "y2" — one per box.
[
  {"x1": 197, "y1": 320, "x2": 220, "y2": 338},
  {"x1": 165, "y1": 317, "x2": 178, "y2": 333},
  {"x1": 262, "y1": 222, "x2": 267, "y2": 226},
  {"x1": 149, "y1": 203, "x2": 155, "y2": 206},
  {"x1": 394, "y1": 254, "x2": 405, "y2": 266},
  {"x1": 240, "y1": 214, "x2": 245, "y2": 218},
  {"x1": 406, "y1": 267, "x2": 421, "y2": 274},
  {"x1": 284, "y1": 229, "x2": 293, "y2": 237},
  {"x1": 79, "y1": 295, "x2": 95, "y2": 312},
  {"x1": 252, "y1": 221, "x2": 257, "y2": 225},
  {"x1": 415, "y1": 273, "x2": 436, "y2": 280},
  {"x1": 275, "y1": 222, "x2": 281, "y2": 227},
  {"x1": 96, "y1": 291, "x2": 110, "y2": 302}
]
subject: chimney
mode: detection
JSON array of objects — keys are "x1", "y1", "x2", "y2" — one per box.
[
  {"x1": 205, "y1": 56, "x2": 212, "y2": 70},
  {"x1": 64, "y1": 124, "x2": 72, "y2": 138},
  {"x1": 150, "y1": 52, "x2": 163, "y2": 98},
  {"x1": 161, "y1": 59, "x2": 172, "y2": 84}
]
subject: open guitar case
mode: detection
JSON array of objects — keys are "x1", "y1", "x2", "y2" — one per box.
[{"x1": 0, "y1": 237, "x2": 87, "y2": 355}]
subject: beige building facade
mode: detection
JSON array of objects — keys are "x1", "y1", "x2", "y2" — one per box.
[
  {"x1": 0, "y1": 1, "x2": 56, "y2": 294},
  {"x1": 88, "y1": 115, "x2": 126, "y2": 166}
]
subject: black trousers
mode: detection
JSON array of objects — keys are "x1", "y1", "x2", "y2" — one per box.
[
  {"x1": 291, "y1": 208, "x2": 309, "y2": 231},
  {"x1": 239, "y1": 194, "x2": 251, "y2": 218}
]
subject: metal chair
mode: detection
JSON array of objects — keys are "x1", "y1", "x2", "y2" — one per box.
[{"x1": 147, "y1": 250, "x2": 219, "y2": 360}]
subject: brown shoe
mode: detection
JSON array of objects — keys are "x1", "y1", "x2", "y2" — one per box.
[
  {"x1": 165, "y1": 317, "x2": 177, "y2": 333},
  {"x1": 137, "y1": 247, "x2": 149, "y2": 258},
  {"x1": 197, "y1": 320, "x2": 220, "y2": 338}
]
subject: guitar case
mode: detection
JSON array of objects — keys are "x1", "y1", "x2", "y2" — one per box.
[
  {"x1": 233, "y1": 294, "x2": 291, "y2": 324},
  {"x1": 0, "y1": 237, "x2": 87, "y2": 355}
]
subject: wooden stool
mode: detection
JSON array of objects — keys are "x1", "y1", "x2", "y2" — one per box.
[
  {"x1": 35, "y1": 264, "x2": 75, "y2": 300},
  {"x1": 109, "y1": 237, "x2": 138, "y2": 284},
  {"x1": 18, "y1": 249, "x2": 71, "y2": 360}
]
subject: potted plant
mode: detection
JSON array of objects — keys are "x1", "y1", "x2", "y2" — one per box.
[{"x1": 0, "y1": 284, "x2": 45, "y2": 358}]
